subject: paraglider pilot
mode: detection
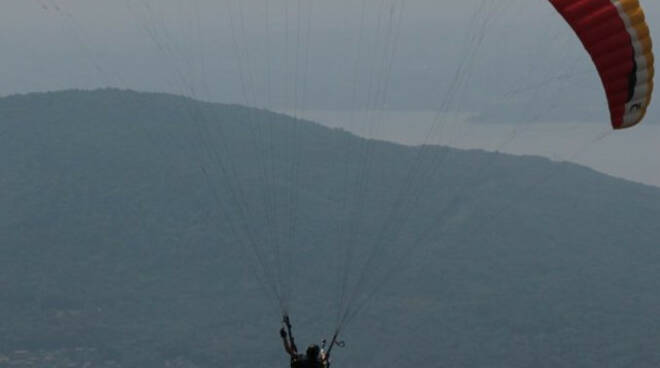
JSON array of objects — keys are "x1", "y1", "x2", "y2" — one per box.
[{"x1": 280, "y1": 315, "x2": 329, "y2": 368}]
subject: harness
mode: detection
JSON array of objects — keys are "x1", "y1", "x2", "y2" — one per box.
[{"x1": 283, "y1": 315, "x2": 344, "y2": 368}]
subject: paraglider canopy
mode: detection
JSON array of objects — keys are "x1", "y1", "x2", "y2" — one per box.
[{"x1": 550, "y1": 0, "x2": 654, "y2": 129}]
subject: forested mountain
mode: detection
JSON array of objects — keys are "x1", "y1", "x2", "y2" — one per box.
[{"x1": 1, "y1": 90, "x2": 659, "y2": 367}]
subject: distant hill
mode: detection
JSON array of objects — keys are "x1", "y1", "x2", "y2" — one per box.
[{"x1": 1, "y1": 89, "x2": 659, "y2": 368}]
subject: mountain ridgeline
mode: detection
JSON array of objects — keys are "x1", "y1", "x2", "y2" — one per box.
[{"x1": 1, "y1": 89, "x2": 659, "y2": 367}]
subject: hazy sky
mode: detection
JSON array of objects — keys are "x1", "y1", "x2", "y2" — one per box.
[{"x1": 2, "y1": 0, "x2": 660, "y2": 186}]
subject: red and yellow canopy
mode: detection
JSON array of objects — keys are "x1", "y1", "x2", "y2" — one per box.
[{"x1": 550, "y1": 0, "x2": 654, "y2": 129}]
